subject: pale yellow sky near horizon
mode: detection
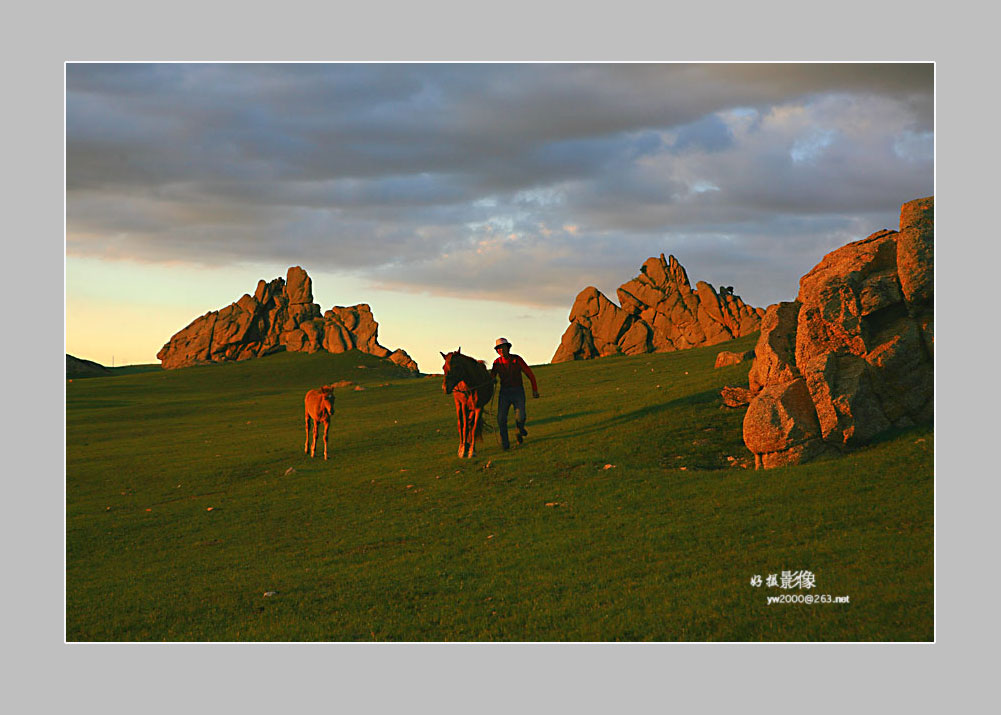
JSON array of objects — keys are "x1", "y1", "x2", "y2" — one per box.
[{"x1": 65, "y1": 256, "x2": 571, "y2": 373}]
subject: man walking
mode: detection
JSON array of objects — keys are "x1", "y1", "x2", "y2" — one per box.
[{"x1": 490, "y1": 337, "x2": 540, "y2": 450}]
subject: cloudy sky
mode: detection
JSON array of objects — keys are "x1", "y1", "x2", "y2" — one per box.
[{"x1": 66, "y1": 63, "x2": 933, "y2": 371}]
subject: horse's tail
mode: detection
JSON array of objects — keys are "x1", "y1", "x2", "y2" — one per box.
[{"x1": 477, "y1": 381, "x2": 494, "y2": 410}]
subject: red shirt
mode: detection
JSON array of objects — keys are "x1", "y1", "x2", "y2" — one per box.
[{"x1": 491, "y1": 354, "x2": 538, "y2": 392}]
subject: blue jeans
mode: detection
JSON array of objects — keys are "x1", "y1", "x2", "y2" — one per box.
[{"x1": 497, "y1": 386, "x2": 527, "y2": 449}]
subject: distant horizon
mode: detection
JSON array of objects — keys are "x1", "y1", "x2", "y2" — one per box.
[{"x1": 66, "y1": 63, "x2": 933, "y2": 372}]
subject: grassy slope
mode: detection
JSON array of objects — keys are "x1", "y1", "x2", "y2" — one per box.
[{"x1": 66, "y1": 337, "x2": 933, "y2": 641}]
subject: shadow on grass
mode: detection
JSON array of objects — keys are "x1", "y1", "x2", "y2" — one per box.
[
  {"x1": 523, "y1": 388, "x2": 750, "y2": 472},
  {"x1": 862, "y1": 422, "x2": 933, "y2": 447},
  {"x1": 525, "y1": 410, "x2": 601, "y2": 426},
  {"x1": 532, "y1": 388, "x2": 727, "y2": 444}
]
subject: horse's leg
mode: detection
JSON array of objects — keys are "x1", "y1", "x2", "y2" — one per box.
[
  {"x1": 311, "y1": 416, "x2": 318, "y2": 457},
  {"x1": 469, "y1": 407, "x2": 480, "y2": 458},
  {"x1": 455, "y1": 399, "x2": 466, "y2": 458},
  {"x1": 464, "y1": 398, "x2": 475, "y2": 458},
  {"x1": 305, "y1": 413, "x2": 311, "y2": 454},
  {"x1": 463, "y1": 402, "x2": 473, "y2": 458},
  {"x1": 322, "y1": 419, "x2": 329, "y2": 460}
]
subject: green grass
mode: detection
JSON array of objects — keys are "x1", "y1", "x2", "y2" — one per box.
[{"x1": 66, "y1": 337, "x2": 933, "y2": 641}]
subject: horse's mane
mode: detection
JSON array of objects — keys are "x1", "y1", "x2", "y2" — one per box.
[{"x1": 449, "y1": 351, "x2": 489, "y2": 381}]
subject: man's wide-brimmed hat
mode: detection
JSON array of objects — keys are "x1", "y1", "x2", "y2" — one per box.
[{"x1": 495, "y1": 337, "x2": 512, "y2": 350}]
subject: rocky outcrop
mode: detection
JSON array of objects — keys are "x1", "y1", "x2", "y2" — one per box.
[
  {"x1": 552, "y1": 254, "x2": 764, "y2": 362},
  {"x1": 742, "y1": 197, "x2": 934, "y2": 468},
  {"x1": 715, "y1": 349, "x2": 755, "y2": 369},
  {"x1": 157, "y1": 267, "x2": 419, "y2": 372},
  {"x1": 720, "y1": 385, "x2": 754, "y2": 408}
]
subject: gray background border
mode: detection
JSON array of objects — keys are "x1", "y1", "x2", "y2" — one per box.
[{"x1": 11, "y1": 0, "x2": 989, "y2": 710}]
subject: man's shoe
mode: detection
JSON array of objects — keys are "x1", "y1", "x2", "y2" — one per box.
[{"x1": 516, "y1": 433, "x2": 523, "y2": 445}]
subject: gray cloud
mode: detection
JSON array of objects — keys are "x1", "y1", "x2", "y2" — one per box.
[{"x1": 66, "y1": 63, "x2": 933, "y2": 310}]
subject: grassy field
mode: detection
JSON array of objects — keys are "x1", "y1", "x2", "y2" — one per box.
[{"x1": 65, "y1": 335, "x2": 933, "y2": 641}]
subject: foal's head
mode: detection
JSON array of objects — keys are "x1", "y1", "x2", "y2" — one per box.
[{"x1": 316, "y1": 384, "x2": 336, "y2": 417}]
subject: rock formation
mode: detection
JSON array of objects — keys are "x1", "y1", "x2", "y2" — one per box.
[
  {"x1": 742, "y1": 197, "x2": 934, "y2": 469},
  {"x1": 157, "y1": 267, "x2": 419, "y2": 372},
  {"x1": 552, "y1": 254, "x2": 764, "y2": 362},
  {"x1": 715, "y1": 349, "x2": 755, "y2": 369},
  {"x1": 720, "y1": 385, "x2": 754, "y2": 408}
]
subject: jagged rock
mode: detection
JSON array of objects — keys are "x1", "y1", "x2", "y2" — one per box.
[
  {"x1": 742, "y1": 197, "x2": 934, "y2": 468},
  {"x1": 388, "y1": 348, "x2": 420, "y2": 372},
  {"x1": 714, "y1": 349, "x2": 755, "y2": 369},
  {"x1": 896, "y1": 197, "x2": 935, "y2": 358},
  {"x1": 551, "y1": 322, "x2": 598, "y2": 363},
  {"x1": 800, "y1": 352, "x2": 892, "y2": 447},
  {"x1": 157, "y1": 266, "x2": 419, "y2": 372},
  {"x1": 552, "y1": 254, "x2": 763, "y2": 362},
  {"x1": 720, "y1": 385, "x2": 754, "y2": 408},
  {"x1": 284, "y1": 266, "x2": 313, "y2": 304},
  {"x1": 795, "y1": 230, "x2": 897, "y2": 365},
  {"x1": 747, "y1": 302, "x2": 801, "y2": 392},
  {"x1": 897, "y1": 197, "x2": 934, "y2": 306},
  {"x1": 743, "y1": 378, "x2": 825, "y2": 455},
  {"x1": 754, "y1": 439, "x2": 835, "y2": 470}
]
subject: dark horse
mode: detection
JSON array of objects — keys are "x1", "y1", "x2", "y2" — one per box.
[{"x1": 440, "y1": 348, "x2": 494, "y2": 459}]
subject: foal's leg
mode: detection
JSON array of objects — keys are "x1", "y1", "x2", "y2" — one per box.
[
  {"x1": 311, "y1": 416, "x2": 319, "y2": 457},
  {"x1": 305, "y1": 413, "x2": 311, "y2": 455},
  {"x1": 322, "y1": 419, "x2": 329, "y2": 460}
]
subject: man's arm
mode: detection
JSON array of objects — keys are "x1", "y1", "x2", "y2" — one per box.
[{"x1": 517, "y1": 355, "x2": 539, "y2": 396}]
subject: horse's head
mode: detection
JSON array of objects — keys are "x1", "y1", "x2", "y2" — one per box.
[{"x1": 440, "y1": 348, "x2": 463, "y2": 394}]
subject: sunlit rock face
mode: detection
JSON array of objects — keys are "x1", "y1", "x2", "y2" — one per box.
[
  {"x1": 742, "y1": 197, "x2": 934, "y2": 469},
  {"x1": 157, "y1": 266, "x2": 419, "y2": 372},
  {"x1": 552, "y1": 254, "x2": 764, "y2": 363}
]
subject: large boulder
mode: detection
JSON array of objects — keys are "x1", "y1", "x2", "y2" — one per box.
[
  {"x1": 284, "y1": 266, "x2": 313, "y2": 304},
  {"x1": 743, "y1": 378, "x2": 834, "y2": 468},
  {"x1": 552, "y1": 321, "x2": 598, "y2": 363},
  {"x1": 747, "y1": 301, "x2": 801, "y2": 392},
  {"x1": 552, "y1": 254, "x2": 764, "y2": 362},
  {"x1": 741, "y1": 197, "x2": 934, "y2": 468},
  {"x1": 157, "y1": 266, "x2": 420, "y2": 372}
]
